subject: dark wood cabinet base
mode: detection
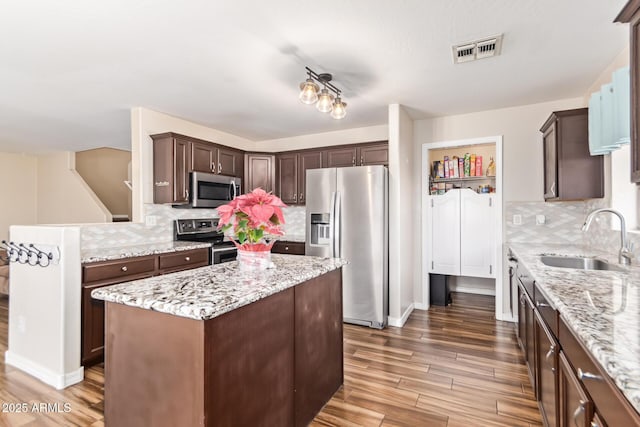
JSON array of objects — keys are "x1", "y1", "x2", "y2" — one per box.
[{"x1": 104, "y1": 269, "x2": 343, "y2": 427}]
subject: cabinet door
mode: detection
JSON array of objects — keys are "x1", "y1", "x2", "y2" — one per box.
[
  {"x1": 325, "y1": 147, "x2": 357, "y2": 168},
  {"x1": 245, "y1": 154, "x2": 275, "y2": 193},
  {"x1": 277, "y1": 153, "x2": 299, "y2": 205},
  {"x1": 298, "y1": 150, "x2": 323, "y2": 204},
  {"x1": 517, "y1": 285, "x2": 527, "y2": 352},
  {"x1": 543, "y1": 123, "x2": 558, "y2": 200},
  {"x1": 427, "y1": 190, "x2": 460, "y2": 275},
  {"x1": 82, "y1": 285, "x2": 106, "y2": 366},
  {"x1": 525, "y1": 293, "x2": 537, "y2": 398},
  {"x1": 192, "y1": 141, "x2": 215, "y2": 173},
  {"x1": 559, "y1": 351, "x2": 593, "y2": 427},
  {"x1": 358, "y1": 144, "x2": 388, "y2": 166},
  {"x1": 536, "y1": 310, "x2": 558, "y2": 427},
  {"x1": 460, "y1": 190, "x2": 495, "y2": 278},
  {"x1": 174, "y1": 138, "x2": 192, "y2": 203},
  {"x1": 217, "y1": 147, "x2": 244, "y2": 178}
]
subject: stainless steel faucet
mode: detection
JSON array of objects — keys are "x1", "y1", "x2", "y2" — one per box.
[{"x1": 582, "y1": 208, "x2": 632, "y2": 265}]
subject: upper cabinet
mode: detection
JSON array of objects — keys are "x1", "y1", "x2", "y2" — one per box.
[
  {"x1": 152, "y1": 134, "x2": 193, "y2": 205},
  {"x1": 616, "y1": 2, "x2": 640, "y2": 182},
  {"x1": 540, "y1": 109, "x2": 604, "y2": 201},
  {"x1": 275, "y1": 150, "x2": 323, "y2": 205},
  {"x1": 244, "y1": 153, "x2": 275, "y2": 194},
  {"x1": 151, "y1": 132, "x2": 244, "y2": 205},
  {"x1": 325, "y1": 142, "x2": 389, "y2": 168}
]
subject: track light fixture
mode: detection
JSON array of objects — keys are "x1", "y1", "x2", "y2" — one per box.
[{"x1": 298, "y1": 67, "x2": 347, "y2": 119}]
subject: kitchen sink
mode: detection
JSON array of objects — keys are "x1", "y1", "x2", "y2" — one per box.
[{"x1": 540, "y1": 255, "x2": 626, "y2": 272}]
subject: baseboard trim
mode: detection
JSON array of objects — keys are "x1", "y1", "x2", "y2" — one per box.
[
  {"x1": 452, "y1": 286, "x2": 496, "y2": 296},
  {"x1": 388, "y1": 303, "x2": 414, "y2": 327},
  {"x1": 414, "y1": 302, "x2": 429, "y2": 310},
  {"x1": 5, "y1": 351, "x2": 84, "y2": 390}
]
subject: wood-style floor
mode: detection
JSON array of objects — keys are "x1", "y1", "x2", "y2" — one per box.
[{"x1": 0, "y1": 293, "x2": 541, "y2": 426}]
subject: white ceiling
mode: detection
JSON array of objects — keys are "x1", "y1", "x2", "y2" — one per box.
[{"x1": 0, "y1": 0, "x2": 629, "y2": 153}]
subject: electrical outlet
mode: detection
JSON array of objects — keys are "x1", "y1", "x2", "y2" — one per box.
[
  {"x1": 536, "y1": 215, "x2": 546, "y2": 225},
  {"x1": 145, "y1": 215, "x2": 157, "y2": 227},
  {"x1": 513, "y1": 214, "x2": 522, "y2": 225}
]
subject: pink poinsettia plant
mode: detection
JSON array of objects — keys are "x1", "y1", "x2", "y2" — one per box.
[{"x1": 216, "y1": 188, "x2": 287, "y2": 251}]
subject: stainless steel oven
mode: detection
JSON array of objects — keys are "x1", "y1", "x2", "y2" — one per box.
[
  {"x1": 174, "y1": 218, "x2": 237, "y2": 264},
  {"x1": 190, "y1": 171, "x2": 242, "y2": 208}
]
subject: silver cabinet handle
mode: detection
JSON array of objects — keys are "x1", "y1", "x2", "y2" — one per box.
[
  {"x1": 218, "y1": 162, "x2": 222, "y2": 174},
  {"x1": 550, "y1": 182, "x2": 556, "y2": 196},
  {"x1": 211, "y1": 162, "x2": 215, "y2": 172},
  {"x1": 573, "y1": 401, "x2": 586, "y2": 427},
  {"x1": 293, "y1": 193, "x2": 297, "y2": 202},
  {"x1": 299, "y1": 193, "x2": 304, "y2": 202},
  {"x1": 360, "y1": 155, "x2": 364, "y2": 165},
  {"x1": 545, "y1": 345, "x2": 556, "y2": 371},
  {"x1": 577, "y1": 368, "x2": 602, "y2": 381},
  {"x1": 185, "y1": 256, "x2": 190, "y2": 261},
  {"x1": 352, "y1": 157, "x2": 356, "y2": 166},
  {"x1": 185, "y1": 189, "x2": 189, "y2": 201},
  {"x1": 536, "y1": 301, "x2": 550, "y2": 308},
  {"x1": 121, "y1": 266, "x2": 128, "y2": 272},
  {"x1": 285, "y1": 246, "x2": 289, "y2": 251}
]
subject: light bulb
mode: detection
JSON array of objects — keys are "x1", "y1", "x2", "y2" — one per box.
[
  {"x1": 299, "y1": 78, "x2": 319, "y2": 104},
  {"x1": 316, "y1": 88, "x2": 334, "y2": 113},
  {"x1": 330, "y1": 98, "x2": 347, "y2": 119}
]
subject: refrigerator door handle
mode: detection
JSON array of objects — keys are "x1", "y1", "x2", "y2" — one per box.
[
  {"x1": 334, "y1": 191, "x2": 341, "y2": 258},
  {"x1": 329, "y1": 191, "x2": 337, "y2": 257}
]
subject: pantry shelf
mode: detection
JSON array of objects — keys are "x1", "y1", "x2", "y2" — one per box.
[{"x1": 430, "y1": 176, "x2": 496, "y2": 184}]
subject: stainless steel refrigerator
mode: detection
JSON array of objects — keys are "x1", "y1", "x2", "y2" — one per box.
[{"x1": 305, "y1": 165, "x2": 388, "y2": 329}]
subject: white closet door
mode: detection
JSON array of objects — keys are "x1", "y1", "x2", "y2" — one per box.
[
  {"x1": 460, "y1": 189, "x2": 495, "y2": 278},
  {"x1": 428, "y1": 189, "x2": 460, "y2": 275}
]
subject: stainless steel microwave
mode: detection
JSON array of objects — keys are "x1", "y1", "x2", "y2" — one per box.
[{"x1": 190, "y1": 171, "x2": 241, "y2": 208}]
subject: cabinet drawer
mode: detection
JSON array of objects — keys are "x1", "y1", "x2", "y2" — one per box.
[
  {"x1": 534, "y1": 283, "x2": 558, "y2": 336},
  {"x1": 83, "y1": 256, "x2": 157, "y2": 285},
  {"x1": 272, "y1": 241, "x2": 305, "y2": 255},
  {"x1": 559, "y1": 317, "x2": 640, "y2": 426},
  {"x1": 158, "y1": 248, "x2": 209, "y2": 272}
]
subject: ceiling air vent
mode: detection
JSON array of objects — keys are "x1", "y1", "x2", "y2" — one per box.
[{"x1": 452, "y1": 34, "x2": 503, "y2": 64}]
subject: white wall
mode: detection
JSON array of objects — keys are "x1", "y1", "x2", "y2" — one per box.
[
  {"x1": 257, "y1": 125, "x2": 388, "y2": 152},
  {"x1": 0, "y1": 152, "x2": 37, "y2": 241},
  {"x1": 388, "y1": 104, "x2": 415, "y2": 325},
  {"x1": 36, "y1": 152, "x2": 110, "y2": 224}
]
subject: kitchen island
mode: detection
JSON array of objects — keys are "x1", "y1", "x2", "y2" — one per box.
[{"x1": 92, "y1": 254, "x2": 347, "y2": 427}]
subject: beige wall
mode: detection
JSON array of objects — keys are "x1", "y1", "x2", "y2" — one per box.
[
  {"x1": 0, "y1": 152, "x2": 37, "y2": 241},
  {"x1": 76, "y1": 148, "x2": 131, "y2": 218},
  {"x1": 36, "y1": 152, "x2": 110, "y2": 224},
  {"x1": 388, "y1": 104, "x2": 415, "y2": 324},
  {"x1": 257, "y1": 125, "x2": 388, "y2": 152},
  {"x1": 414, "y1": 97, "x2": 586, "y2": 203}
]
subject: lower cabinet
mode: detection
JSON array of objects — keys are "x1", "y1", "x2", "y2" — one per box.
[
  {"x1": 536, "y1": 310, "x2": 558, "y2": 427},
  {"x1": 514, "y1": 257, "x2": 640, "y2": 427},
  {"x1": 81, "y1": 248, "x2": 210, "y2": 366},
  {"x1": 272, "y1": 241, "x2": 305, "y2": 255}
]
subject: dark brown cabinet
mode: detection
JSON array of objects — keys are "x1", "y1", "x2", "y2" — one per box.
[
  {"x1": 616, "y1": 2, "x2": 640, "y2": 183},
  {"x1": 152, "y1": 133, "x2": 244, "y2": 205},
  {"x1": 276, "y1": 150, "x2": 323, "y2": 205},
  {"x1": 81, "y1": 248, "x2": 209, "y2": 366},
  {"x1": 272, "y1": 241, "x2": 305, "y2": 255},
  {"x1": 536, "y1": 310, "x2": 558, "y2": 427},
  {"x1": 540, "y1": 109, "x2": 604, "y2": 201},
  {"x1": 245, "y1": 153, "x2": 276, "y2": 193},
  {"x1": 324, "y1": 142, "x2": 389, "y2": 168},
  {"x1": 152, "y1": 135, "x2": 192, "y2": 205},
  {"x1": 559, "y1": 351, "x2": 593, "y2": 427}
]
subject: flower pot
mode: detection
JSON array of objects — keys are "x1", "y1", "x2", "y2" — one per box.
[{"x1": 237, "y1": 248, "x2": 273, "y2": 271}]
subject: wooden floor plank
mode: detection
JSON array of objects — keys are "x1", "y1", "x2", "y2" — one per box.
[{"x1": 0, "y1": 292, "x2": 542, "y2": 427}]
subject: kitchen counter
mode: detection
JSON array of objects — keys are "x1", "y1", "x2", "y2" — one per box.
[
  {"x1": 509, "y1": 243, "x2": 640, "y2": 414},
  {"x1": 277, "y1": 234, "x2": 306, "y2": 243},
  {"x1": 91, "y1": 254, "x2": 347, "y2": 320},
  {"x1": 81, "y1": 241, "x2": 211, "y2": 264}
]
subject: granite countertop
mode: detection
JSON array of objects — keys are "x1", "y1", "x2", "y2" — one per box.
[
  {"x1": 276, "y1": 235, "x2": 306, "y2": 243},
  {"x1": 92, "y1": 254, "x2": 347, "y2": 321},
  {"x1": 509, "y1": 243, "x2": 640, "y2": 414},
  {"x1": 81, "y1": 241, "x2": 212, "y2": 264}
]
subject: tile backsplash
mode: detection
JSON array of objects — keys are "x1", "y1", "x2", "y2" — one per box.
[
  {"x1": 80, "y1": 204, "x2": 306, "y2": 250},
  {"x1": 506, "y1": 199, "x2": 640, "y2": 262}
]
